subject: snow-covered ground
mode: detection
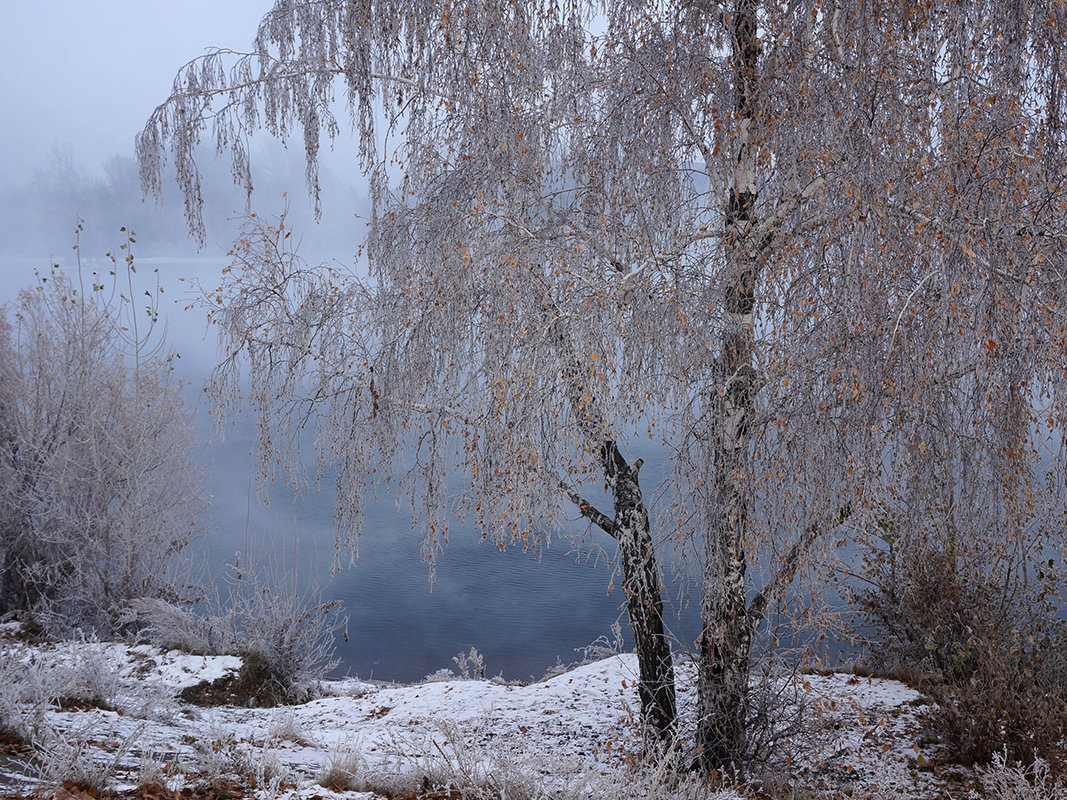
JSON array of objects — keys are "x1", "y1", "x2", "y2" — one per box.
[{"x1": 0, "y1": 624, "x2": 1003, "y2": 799}]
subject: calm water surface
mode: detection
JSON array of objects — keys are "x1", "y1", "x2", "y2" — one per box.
[{"x1": 197, "y1": 406, "x2": 707, "y2": 683}]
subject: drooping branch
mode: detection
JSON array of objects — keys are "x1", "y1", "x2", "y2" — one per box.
[{"x1": 754, "y1": 172, "x2": 834, "y2": 241}]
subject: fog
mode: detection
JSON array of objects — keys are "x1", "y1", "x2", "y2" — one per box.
[
  {"x1": 0, "y1": 1, "x2": 367, "y2": 272},
  {"x1": 1, "y1": 2, "x2": 268, "y2": 185}
]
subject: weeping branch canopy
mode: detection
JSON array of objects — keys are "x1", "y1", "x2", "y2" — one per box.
[{"x1": 142, "y1": 0, "x2": 1067, "y2": 586}]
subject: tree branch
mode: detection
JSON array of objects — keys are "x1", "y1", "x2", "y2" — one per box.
[
  {"x1": 754, "y1": 173, "x2": 833, "y2": 240},
  {"x1": 560, "y1": 481, "x2": 616, "y2": 537},
  {"x1": 746, "y1": 503, "x2": 851, "y2": 631}
]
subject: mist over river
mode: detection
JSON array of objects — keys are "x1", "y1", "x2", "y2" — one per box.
[{"x1": 1, "y1": 253, "x2": 852, "y2": 684}]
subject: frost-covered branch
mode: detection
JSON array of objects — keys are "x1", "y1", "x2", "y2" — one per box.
[{"x1": 559, "y1": 481, "x2": 615, "y2": 537}]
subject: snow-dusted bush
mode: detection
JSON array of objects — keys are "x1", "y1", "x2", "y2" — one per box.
[
  {"x1": 452, "y1": 646, "x2": 486, "y2": 680},
  {"x1": 131, "y1": 597, "x2": 237, "y2": 655},
  {"x1": 137, "y1": 558, "x2": 345, "y2": 704},
  {"x1": 30, "y1": 722, "x2": 145, "y2": 796},
  {"x1": 974, "y1": 752, "x2": 1067, "y2": 800},
  {"x1": 266, "y1": 711, "x2": 314, "y2": 747},
  {"x1": 855, "y1": 508, "x2": 1067, "y2": 768},
  {"x1": 0, "y1": 642, "x2": 127, "y2": 747},
  {"x1": 184, "y1": 730, "x2": 243, "y2": 782},
  {"x1": 423, "y1": 668, "x2": 456, "y2": 683},
  {"x1": 184, "y1": 728, "x2": 290, "y2": 790},
  {"x1": 361, "y1": 718, "x2": 730, "y2": 800},
  {"x1": 230, "y1": 560, "x2": 344, "y2": 703},
  {"x1": 741, "y1": 661, "x2": 810, "y2": 769},
  {"x1": 316, "y1": 742, "x2": 366, "y2": 791},
  {"x1": 0, "y1": 653, "x2": 32, "y2": 743},
  {"x1": 0, "y1": 236, "x2": 202, "y2": 636},
  {"x1": 29, "y1": 643, "x2": 124, "y2": 711},
  {"x1": 575, "y1": 622, "x2": 627, "y2": 665}
]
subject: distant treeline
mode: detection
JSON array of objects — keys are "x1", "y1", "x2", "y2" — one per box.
[{"x1": 0, "y1": 142, "x2": 366, "y2": 258}]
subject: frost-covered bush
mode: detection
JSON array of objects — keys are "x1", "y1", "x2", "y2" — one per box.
[
  {"x1": 975, "y1": 752, "x2": 1067, "y2": 800},
  {"x1": 36, "y1": 645, "x2": 123, "y2": 711},
  {"x1": 184, "y1": 729, "x2": 289, "y2": 790},
  {"x1": 856, "y1": 509, "x2": 1067, "y2": 768},
  {"x1": 30, "y1": 722, "x2": 145, "y2": 796},
  {"x1": 423, "y1": 668, "x2": 456, "y2": 683},
  {"x1": 317, "y1": 743, "x2": 366, "y2": 791},
  {"x1": 575, "y1": 622, "x2": 627, "y2": 665},
  {"x1": 0, "y1": 653, "x2": 32, "y2": 743},
  {"x1": 131, "y1": 597, "x2": 237, "y2": 655},
  {"x1": 2, "y1": 641, "x2": 126, "y2": 719},
  {"x1": 359, "y1": 718, "x2": 726, "y2": 800},
  {"x1": 231, "y1": 561, "x2": 344, "y2": 703},
  {"x1": 452, "y1": 646, "x2": 486, "y2": 680},
  {"x1": 137, "y1": 558, "x2": 345, "y2": 704},
  {"x1": 0, "y1": 237, "x2": 202, "y2": 636},
  {"x1": 266, "y1": 711, "x2": 314, "y2": 746},
  {"x1": 0, "y1": 643, "x2": 130, "y2": 764}
]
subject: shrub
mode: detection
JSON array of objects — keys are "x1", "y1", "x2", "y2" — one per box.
[
  {"x1": 130, "y1": 597, "x2": 237, "y2": 655},
  {"x1": 977, "y1": 751, "x2": 1067, "y2": 800},
  {"x1": 30, "y1": 722, "x2": 146, "y2": 796},
  {"x1": 138, "y1": 556, "x2": 345, "y2": 704},
  {"x1": 0, "y1": 235, "x2": 202, "y2": 636},
  {"x1": 266, "y1": 711, "x2": 314, "y2": 747},
  {"x1": 5, "y1": 641, "x2": 124, "y2": 719},
  {"x1": 317, "y1": 743, "x2": 366, "y2": 792},
  {"x1": 230, "y1": 560, "x2": 344, "y2": 703},
  {"x1": 923, "y1": 616, "x2": 1067, "y2": 769},
  {"x1": 356, "y1": 717, "x2": 731, "y2": 800},
  {"x1": 855, "y1": 511, "x2": 1067, "y2": 769},
  {"x1": 452, "y1": 647, "x2": 486, "y2": 680},
  {"x1": 0, "y1": 656, "x2": 30, "y2": 746}
]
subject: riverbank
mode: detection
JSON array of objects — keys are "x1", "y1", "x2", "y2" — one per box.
[{"x1": 0, "y1": 623, "x2": 1044, "y2": 799}]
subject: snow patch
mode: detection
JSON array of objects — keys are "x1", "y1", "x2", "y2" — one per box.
[{"x1": 0, "y1": 639, "x2": 948, "y2": 798}]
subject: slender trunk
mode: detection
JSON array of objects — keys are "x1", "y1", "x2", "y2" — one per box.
[
  {"x1": 601, "y1": 440, "x2": 677, "y2": 740},
  {"x1": 552, "y1": 306, "x2": 677, "y2": 740},
  {"x1": 697, "y1": 0, "x2": 760, "y2": 773}
]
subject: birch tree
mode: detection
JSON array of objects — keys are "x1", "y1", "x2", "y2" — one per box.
[{"x1": 141, "y1": 0, "x2": 1067, "y2": 770}]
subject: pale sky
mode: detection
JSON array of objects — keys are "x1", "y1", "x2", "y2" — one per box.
[{"x1": 0, "y1": 1, "x2": 272, "y2": 185}]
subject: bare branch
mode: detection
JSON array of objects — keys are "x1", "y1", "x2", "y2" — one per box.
[
  {"x1": 747, "y1": 504, "x2": 852, "y2": 632},
  {"x1": 559, "y1": 481, "x2": 616, "y2": 537}
]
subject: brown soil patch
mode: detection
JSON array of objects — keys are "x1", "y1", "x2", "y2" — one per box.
[
  {"x1": 177, "y1": 653, "x2": 286, "y2": 708},
  {"x1": 10, "y1": 778, "x2": 256, "y2": 800},
  {"x1": 53, "y1": 696, "x2": 115, "y2": 713}
]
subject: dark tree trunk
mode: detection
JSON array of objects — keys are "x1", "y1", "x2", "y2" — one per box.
[
  {"x1": 555, "y1": 314, "x2": 678, "y2": 740},
  {"x1": 600, "y1": 441, "x2": 677, "y2": 740}
]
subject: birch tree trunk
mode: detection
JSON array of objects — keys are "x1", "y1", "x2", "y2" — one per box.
[
  {"x1": 697, "y1": 0, "x2": 761, "y2": 771},
  {"x1": 564, "y1": 441, "x2": 677, "y2": 740},
  {"x1": 557, "y1": 320, "x2": 677, "y2": 739}
]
